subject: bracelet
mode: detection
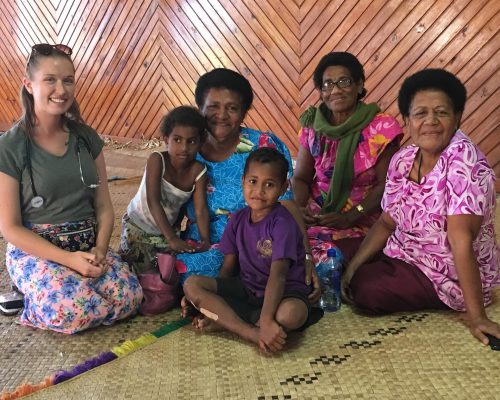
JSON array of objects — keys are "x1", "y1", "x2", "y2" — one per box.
[
  {"x1": 305, "y1": 253, "x2": 313, "y2": 262},
  {"x1": 355, "y1": 203, "x2": 365, "y2": 214}
]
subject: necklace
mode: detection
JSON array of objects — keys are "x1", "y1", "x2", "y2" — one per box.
[{"x1": 417, "y1": 152, "x2": 422, "y2": 183}]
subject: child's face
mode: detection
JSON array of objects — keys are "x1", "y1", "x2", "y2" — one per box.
[
  {"x1": 165, "y1": 126, "x2": 202, "y2": 163},
  {"x1": 242, "y1": 161, "x2": 287, "y2": 217}
]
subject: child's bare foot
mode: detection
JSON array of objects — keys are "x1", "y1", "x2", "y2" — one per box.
[
  {"x1": 192, "y1": 315, "x2": 223, "y2": 332},
  {"x1": 180, "y1": 296, "x2": 200, "y2": 319}
]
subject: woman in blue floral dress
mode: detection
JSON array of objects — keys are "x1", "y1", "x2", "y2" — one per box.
[{"x1": 176, "y1": 69, "x2": 319, "y2": 302}]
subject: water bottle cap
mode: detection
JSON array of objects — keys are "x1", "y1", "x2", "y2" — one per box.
[{"x1": 326, "y1": 248, "x2": 337, "y2": 258}]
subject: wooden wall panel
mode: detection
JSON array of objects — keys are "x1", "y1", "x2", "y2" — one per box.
[{"x1": 0, "y1": 0, "x2": 498, "y2": 181}]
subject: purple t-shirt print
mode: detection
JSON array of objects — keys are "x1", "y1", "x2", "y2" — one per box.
[{"x1": 218, "y1": 204, "x2": 311, "y2": 298}]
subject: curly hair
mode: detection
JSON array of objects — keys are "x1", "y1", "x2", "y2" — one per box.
[
  {"x1": 398, "y1": 68, "x2": 467, "y2": 117},
  {"x1": 244, "y1": 147, "x2": 289, "y2": 184},
  {"x1": 313, "y1": 52, "x2": 367, "y2": 99},
  {"x1": 159, "y1": 106, "x2": 208, "y2": 142},
  {"x1": 194, "y1": 68, "x2": 253, "y2": 112}
]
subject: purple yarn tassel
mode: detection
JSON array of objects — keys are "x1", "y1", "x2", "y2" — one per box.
[{"x1": 53, "y1": 351, "x2": 117, "y2": 384}]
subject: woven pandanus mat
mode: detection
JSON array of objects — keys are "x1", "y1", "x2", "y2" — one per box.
[
  {"x1": 108, "y1": 177, "x2": 141, "y2": 250},
  {"x1": 23, "y1": 292, "x2": 500, "y2": 400}
]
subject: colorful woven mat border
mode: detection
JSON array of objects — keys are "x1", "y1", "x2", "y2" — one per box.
[{"x1": 0, "y1": 318, "x2": 191, "y2": 400}]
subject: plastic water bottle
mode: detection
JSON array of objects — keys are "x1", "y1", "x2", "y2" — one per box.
[{"x1": 316, "y1": 248, "x2": 342, "y2": 312}]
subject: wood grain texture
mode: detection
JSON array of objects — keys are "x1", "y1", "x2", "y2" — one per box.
[{"x1": 0, "y1": 0, "x2": 498, "y2": 179}]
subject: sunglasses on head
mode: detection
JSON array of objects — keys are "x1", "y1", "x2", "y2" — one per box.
[{"x1": 27, "y1": 43, "x2": 73, "y2": 64}]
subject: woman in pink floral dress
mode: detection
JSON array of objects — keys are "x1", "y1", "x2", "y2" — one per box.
[
  {"x1": 342, "y1": 68, "x2": 500, "y2": 345},
  {"x1": 293, "y1": 52, "x2": 402, "y2": 265}
]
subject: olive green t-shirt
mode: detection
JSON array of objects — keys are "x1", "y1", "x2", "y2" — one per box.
[{"x1": 0, "y1": 122, "x2": 104, "y2": 224}]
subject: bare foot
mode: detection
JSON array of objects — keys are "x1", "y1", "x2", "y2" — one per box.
[
  {"x1": 192, "y1": 315, "x2": 223, "y2": 332},
  {"x1": 180, "y1": 296, "x2": 200, "y2": 319}
]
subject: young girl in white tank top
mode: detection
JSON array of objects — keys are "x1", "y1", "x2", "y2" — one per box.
[{"x1": 119, "y1": 106, "x2": 210, "y2": 273}]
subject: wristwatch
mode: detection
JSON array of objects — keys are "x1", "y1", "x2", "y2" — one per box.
[
  {"x1": 305, "y1": 253, "x2": 313, "y2": 262},
  {"x1": 355, "y1": 203, "x2": 365, "y2": 214}
]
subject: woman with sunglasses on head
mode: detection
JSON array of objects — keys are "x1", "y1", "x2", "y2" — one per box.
[
  {"x1": 292, "y1": 52, "x2": 402, "y2": 266},
  {"x1": 0, "y1": 44, "x2": 143, "y2": 334}
]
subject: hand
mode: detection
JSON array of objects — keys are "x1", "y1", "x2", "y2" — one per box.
[
  {"x1": 196, "y1": 239, "x2": 211, "y2": 252},
  {"x1": 316, "y1": 212, "x2": 355, "y2": 229},
  {"x1": 306, "y1": 260, "x2": 321, "y2": 303},
  {"x1": 258, "y1": 319, "x2": 287, "y2": 353},
  {"x1": 463, "y1": 315, "x2": 500, "y2": 345},
  {"x1": 168, "y1": 237, "x2": 197, "y2": 253},
  {"x1": 89, "y1": 247, "x2": 109, "y2": 272},
  {"x1": 341, "y1": 268, "x2": 354, "y2": 304},
  {"x1": 180, "y1": 296, "x2": 199, "y2": 319},
  {"x1": 300, "y1": 207, "x2": 318, "y2": 227},
  {"x1": 67, "y1": 251, "x2": 106, "y2": 277}
]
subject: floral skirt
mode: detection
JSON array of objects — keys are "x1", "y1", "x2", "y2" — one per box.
[
  {"x1": 118, "y1": 214, "x2": 171, "y2": 274},
  {"x1": 6, "y1": 218, "x2": 143, "y2": 334}
]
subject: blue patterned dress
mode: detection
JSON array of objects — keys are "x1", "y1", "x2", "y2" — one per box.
[{"x1": 176, "y1": 127, "x2": 293, "y2": 280}]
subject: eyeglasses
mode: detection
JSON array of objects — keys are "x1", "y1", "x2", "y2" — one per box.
[
  {"x1": 321, "y1": 77, "x2": 352, "y2": 92},
  {"x1": 27, "y1": 43, "x2": 73, "y2": 65}
]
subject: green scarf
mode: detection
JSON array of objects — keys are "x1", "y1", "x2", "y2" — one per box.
[{"x1": 299, "y1": 102, "x2": 380, "y2": 214}]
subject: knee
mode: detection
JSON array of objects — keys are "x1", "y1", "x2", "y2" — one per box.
[
  {"x1": 350, "y1": 273, "x2": 387, "y2": 315},
  {"x1": 275, "y1": 299, "x2": 308, "y2": 331},
  {"x1": 183, "y1": 275, "x2": 213, "y2": 304},
  {"x1": 29, "y1": 297, "x2": 98, "y2": 334}
]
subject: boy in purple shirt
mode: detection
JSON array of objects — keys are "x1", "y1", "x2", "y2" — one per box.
[{"x1": 182, "y1": 148, "x2": 317, "y2": 353}]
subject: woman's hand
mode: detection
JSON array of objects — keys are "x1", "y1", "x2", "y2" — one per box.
[
  {"x1": 305, "y1": 259, "x2": 321, "y2": 303},
  {"x1": 464, "y1": 315, "x2": 500, "y2": 345},
  {"x1": 300, "y1": 207, "x2": 318, "y2": 227},
  {"x1": 196, "y1": 239, "x2": 211, "y2": 252},
  {"x1": 341, "y1": 267, "x2": 355, "y2": 304},
  {"x1": 168, "y1": 237, "x2": 197, "y2": 253},
  {"x1": 67, "y1": 251, "x2": 106, "y2": 277},
  {"x1": 89, "y1": 246, "x2": 109, "y2": 269},
  {"x1": 316, "y1": 212, "x2": 355, "y2": 229}
]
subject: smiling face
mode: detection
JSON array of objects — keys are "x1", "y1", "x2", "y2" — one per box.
[
  {"x1": 405, "y1": 89, "x2": 460, "y2": 155},
  {"x1": 23, "y1": 56, "x2": 75, "y2": 119},
  {"x1": 165, "y1": 125, "x2": 202, "y2": 165},
  {"x1": 320, "y1": 65, "x2": 363, "y2": 116},
  {"x1": 200, "y1": 88, "x2": 246, "y2": 142},
  {"x1": 242, "y1": 161, "x2": 287, "y2": 222}
]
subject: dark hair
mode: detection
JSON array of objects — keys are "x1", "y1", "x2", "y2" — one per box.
[
  {"x1": 20, "y1": 46, "x2": 83, "y2": 137},
  {"x1": 159, "y1": 106, "x2": 208, "y2": 142},
  {"x1": 398, "y1": 68, "x2": 467, "y2": 117},
  {"x1": 243, "y1": 147, "x2": 289, "y2": 184},
  {"x1": 195, "y1": 68, "x2": 253, "y2": 112},
  {"x1": 313, "y1": 52, "x2": 367, "y2": 99}
]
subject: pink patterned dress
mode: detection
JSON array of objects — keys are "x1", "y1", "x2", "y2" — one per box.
[
  {"x1": 382, "y1": 130, "x2": 499, "y2": 311},
  {"x1": 300, "y1": 113, "x2": 402, "y2": 264}
]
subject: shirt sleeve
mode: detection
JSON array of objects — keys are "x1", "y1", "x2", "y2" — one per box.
[
  {"x1": 77, "y1": 124, "x2": 104, "y2": 159},
  {"x1": 0, "y1": 128, "x2": 24, "y2": 181},
  {"x1": 381, "y1": 147, "x2": 409, "y2": 215},
  {"x1": 270, "y1": 215, "x2": 301, "y2": 263},
  {"x1": 446, "y1": 141, "x2": 495, "y2": 216},
  {"x1": 218, "y1": 213, "x2": 238, "y2": 255}
]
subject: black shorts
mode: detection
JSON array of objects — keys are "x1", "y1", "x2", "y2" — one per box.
[{"x1": 215, "y1": 277, "x2": 319, "y2": 331}]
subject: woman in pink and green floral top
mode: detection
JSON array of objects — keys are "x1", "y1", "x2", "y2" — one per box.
[
  {"x1": 342, "y1": 68, "x2": 499, "y2": 345},
  {"x1": 293, "y1": 52, "x2": 402, "y2": 265}
]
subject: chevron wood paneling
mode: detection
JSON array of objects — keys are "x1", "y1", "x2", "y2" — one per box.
[{"x1": 0, "y1": 0, "x2": 499, "y2": 183}]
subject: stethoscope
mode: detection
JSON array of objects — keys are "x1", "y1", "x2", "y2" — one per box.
[{"x1": 25, "y1": 134, "x2": 100, "y2": 208}]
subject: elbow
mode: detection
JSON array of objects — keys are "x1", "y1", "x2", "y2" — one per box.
[
  {"x1": 1, "y1": 224, "x2": 20, "y2": 244},
  {"x1": 447, "y1": 232, "x2": 473, "y2": 253}
]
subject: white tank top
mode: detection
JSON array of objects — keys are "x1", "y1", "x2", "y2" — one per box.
[{"x1": 127, "y1": 151, "x2": 206, "y2": 235}]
